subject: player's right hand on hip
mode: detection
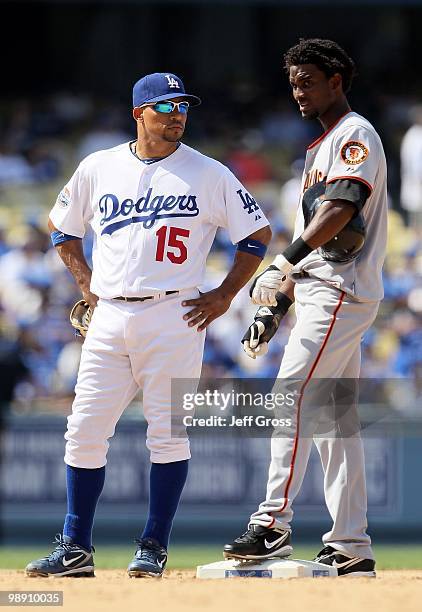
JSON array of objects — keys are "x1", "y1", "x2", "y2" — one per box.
[
  {"x1": 81, "y1": 290, "x2": 99, "y2": 310},
  {"x1": 250, "y1": 265, "x2": 285, "y2": 306}
]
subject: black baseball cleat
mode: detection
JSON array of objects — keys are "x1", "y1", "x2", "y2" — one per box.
[
  {"x1": 314, "y1": 546, "x2": 376, "y2": 577},
  {"x1": 127, "y1": 537, "x2": 168, "y2": 578},
  {"x1": 223, "y1": 525, "x2": 293, "y2": 561},
  {"x1": 25, "y1": 534, "x2": 95, "y2": 577}
]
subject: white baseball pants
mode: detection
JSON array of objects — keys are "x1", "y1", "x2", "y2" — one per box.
[{"x1": 64, "y1": 289, "x2": 205, "y2": 467}]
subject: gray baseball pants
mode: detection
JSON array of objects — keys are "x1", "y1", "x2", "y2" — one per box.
[{"x1": 250, "y1": 277, "x2": 379, "y2": 560}]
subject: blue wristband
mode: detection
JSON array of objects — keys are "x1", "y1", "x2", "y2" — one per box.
[
  {"x1": 236, "y1": 238, "x2": 267, "y2": 259},
  {"x1": 50, "y1": 230, "x2": 81, "y2": 247}
]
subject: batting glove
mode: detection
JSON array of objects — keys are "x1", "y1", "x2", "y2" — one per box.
[
  {"x1": 250, "y1": 255, "x2": 294, "y2": 306},
  {"x1": 242, "y1": 292, "x2": 293, "y2": 359}
]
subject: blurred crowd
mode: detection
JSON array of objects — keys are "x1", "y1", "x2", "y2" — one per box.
[{"x1": 0, "y1": 92, "x2": 421, "y2": 414}]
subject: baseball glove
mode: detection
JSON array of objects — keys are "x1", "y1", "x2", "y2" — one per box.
[{"x1": 69, "y1": 300, "x2": 93, "y2": 338}]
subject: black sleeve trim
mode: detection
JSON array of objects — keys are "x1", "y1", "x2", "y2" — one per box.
[{"x1": 324, "y1": 179, "x2": 370, "y2": 213}]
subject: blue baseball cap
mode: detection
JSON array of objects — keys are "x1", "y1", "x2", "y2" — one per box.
[{"x1": 132, "y1": 72, "x2": 201, "y2": 108}]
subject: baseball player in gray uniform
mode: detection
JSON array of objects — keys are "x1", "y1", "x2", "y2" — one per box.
[
  {"x1": 25, "y1": 72, "x2": 271, "y2": 578},
  {"x1": 224, "y1": 39, "x2": 387, "y2": 577}
]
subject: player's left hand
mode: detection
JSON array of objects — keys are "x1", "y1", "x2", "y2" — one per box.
[
  {"x1": 242, "y1": 320, "x2": 269, "y2": 359},
  {"x1": 242, "y1": 293, "x2": 293, "y2": 358},
  {"x1": 182, "y1": 288, "x2": 233, "y2": 331},
  {"x1": 69, "y1": 299, "x2": 93, "y2": 338}
]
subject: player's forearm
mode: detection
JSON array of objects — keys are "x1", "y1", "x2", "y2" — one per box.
[
  {"x1": 55, "y1": 240, "x2": 93, "y2": 295},
  {"x1": 267, "y1": 199, "x2": 356, "y2": 282},
  {"x1": 218, "y1": 251, "x2": 266, "y2": 299},
  {"x1": 219, "y1": 226, "x2": 272, "y2": 299},
  {"x1": 48, "y1": 218, "x2": 92, "y2": 294},
  {"x1": 301, "y1": 199, "x2": 355, "y2": 249}
]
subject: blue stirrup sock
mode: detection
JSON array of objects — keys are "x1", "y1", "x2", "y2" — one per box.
[
  {"x1": 141, "y1": 459, "x2": 189, "y2": 550},
  {"x1": 63, "y1": 465, "x2": 106, "y2": 551}
]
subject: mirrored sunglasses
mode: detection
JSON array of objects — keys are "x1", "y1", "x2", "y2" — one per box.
[{"x1": 143, "y1": 100, "x2": 190, "y2": 114}]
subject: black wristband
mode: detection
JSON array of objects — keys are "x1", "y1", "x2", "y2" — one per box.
[
  {"x1": 255, "y1": 292, "x2": 293, "y2": 319},
  {"x1": 247, "y1": 291, "x2": 293, "y2": 345},
  {"x1": 282, "y1": 237, "x2": 313, "y2": 265},
  {"x1": 274, "y1": 292, "x2": 293, "y2": 316}
]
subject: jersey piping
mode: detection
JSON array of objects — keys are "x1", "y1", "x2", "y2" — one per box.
[{"x1": 307, "y1": 111, "x2": 353, "y2": 151}]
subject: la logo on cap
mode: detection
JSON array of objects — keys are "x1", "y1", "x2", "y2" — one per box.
[
  {"x1": 132, "y1": 72, "x2": 201, "y2": 108},
  {"x1": 166, "y1": 75, "x2": 180, "y2": 88}
]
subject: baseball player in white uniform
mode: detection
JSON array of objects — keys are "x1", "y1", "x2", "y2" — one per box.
[
  {"x1": 26, "y1": 72, "x2": 271, "y2": 578},
  {"x1": 224, "y1": 39, "x2": 387, "y2": 577}
]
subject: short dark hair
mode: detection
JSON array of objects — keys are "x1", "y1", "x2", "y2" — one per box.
[{"x1": 284, "y1": 38, "x2": 357, "y2": 93}]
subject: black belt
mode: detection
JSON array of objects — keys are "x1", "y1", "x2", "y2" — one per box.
[{"x1": 113, "y1": 290, "x2": 179, "y2": 302}]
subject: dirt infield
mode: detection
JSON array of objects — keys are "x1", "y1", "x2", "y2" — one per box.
[{"x1": 2, "y1": 570, "x2": 422, "y2": 611}]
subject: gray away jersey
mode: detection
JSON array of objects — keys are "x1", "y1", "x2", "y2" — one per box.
[{"x1": 292, "y1": 111, "x2": 388, "y2": 302}]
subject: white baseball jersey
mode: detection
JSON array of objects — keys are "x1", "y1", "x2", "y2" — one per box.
[
  {"x1": 50, "y1": 142, "x2": 269, "y2": 298},
  {"x1": 292, "y1": 111, "x2": 387, "y2": 302}
]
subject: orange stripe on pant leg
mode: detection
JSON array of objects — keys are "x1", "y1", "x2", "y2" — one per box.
[{"x1": 269, "y1": 291, "x2": 346, "y2": 528}]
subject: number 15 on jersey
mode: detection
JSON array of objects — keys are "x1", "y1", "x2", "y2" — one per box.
[{"x1": 155, "y1": 226, "x2": 190, "y2": 264}]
